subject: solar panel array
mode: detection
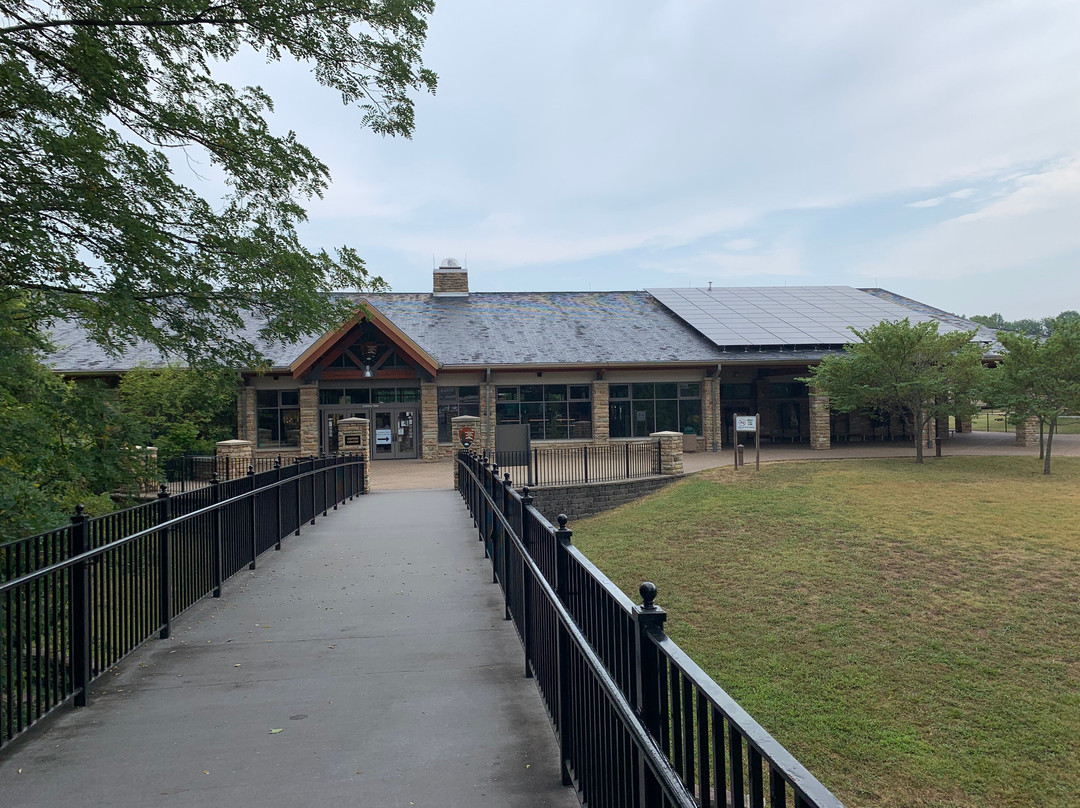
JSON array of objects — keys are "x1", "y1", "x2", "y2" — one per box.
[{"x1": 646, "y1": 286, "x2": 963, "y2": 347}]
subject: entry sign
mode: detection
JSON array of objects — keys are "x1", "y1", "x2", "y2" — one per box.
[
  {"x1": 458, "y1": 426, "x2": 476, "y2": 448},
  {"x1": 735, "y1": 415, "x2": 757, "y2": 432},
  {"x1": 375, "y1": 428, "x2": 393, "y2": 446},
  {"x1": 344, "y1": 435, "x2": 362, "y2": 446}
]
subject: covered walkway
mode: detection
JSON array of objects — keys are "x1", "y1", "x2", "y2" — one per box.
[{"x1": 0, "y1": 491, "x2": 577, "y2": 808}]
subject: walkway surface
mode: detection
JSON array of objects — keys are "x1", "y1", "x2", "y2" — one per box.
[{"x1": 0, "y1": 491, "x2": 578, "y2": 808}]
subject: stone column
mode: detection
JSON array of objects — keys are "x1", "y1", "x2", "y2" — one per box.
[
  {"x1": 299, "y1": 383, "x2": 319, "y2": 456},
  {"x1": 650, "y1": 431, "x2": 684, "y2": 476},
  {"x1": 955, "y1": 417, "x2": 972, "y2": 434},
  {"x1": 1016, "y1": 416, "x2": 1040, "y2": 447},
  {"x1": 237, "y1": 386, "x2": 257, "y2": 443},
  {"x1": 920, "y1": 418, "x2": 937, "y2": 447},
  {"x1": 809, "y1": 389, "x2": 831, "y2": 450},
  {"x1": 420, "y1": 380, "x2": 439, "y2": 460},
  {"x1": 591, "y1": 380, "x2": 610, "y2": 442},
  {"x1": 451, "y1": 414, "x2": 483, "y2": 488},
  {"x1": 216, "y1": 439, "x2": 253, "y2": 480},
  {"x1": 480, "y1": 382, "x2": 497, "y2": 450},
  {"x1": 336, "y1": 417, "x2": 370, "y2": 493},
  {"x1": 935, "y1": 416, "x2": 950, "y2": 442}
]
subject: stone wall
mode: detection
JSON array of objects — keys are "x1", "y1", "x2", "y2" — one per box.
[
  {"x1": 526, "y1": 476, "x2": 679, "y2": 525},
  {"x1": 432, "y1": 270, "x2": 469, "y2": 294},
  {"x1": 238, "y1": 386, "x2": 257, "y2": 443},
  {"x1": 1016, "y1": 416, "x2": 1040, "y2": 447}
]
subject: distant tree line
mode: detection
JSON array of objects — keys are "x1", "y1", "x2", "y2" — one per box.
[{"x1": 966, "y1": 310, "x2": 1080, "y2": 337}]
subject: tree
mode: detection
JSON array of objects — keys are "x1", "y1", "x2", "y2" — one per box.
[
  {"x1": 802, "y1": 319, "x2": 986, "y2": 463},
  {"x1": 985, "y1": 317, "x2": 1080, "y2": 475},
  {"x1": 0, "y1": 299, "x2": 143, "y2": 542},
  {"x1": 118, "y1": 366, "x2": 238, "y2": 460},
  {"x1": 0, "y1": 1, "x2": 436, "y2": 366},
  {"x1": 967, "y1": 310, "x2": 1080, "y2": 339}
]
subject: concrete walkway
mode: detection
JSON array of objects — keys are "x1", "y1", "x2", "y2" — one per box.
[{"x1": 0, "y1": 491, "x2": 577, "y2": 808}]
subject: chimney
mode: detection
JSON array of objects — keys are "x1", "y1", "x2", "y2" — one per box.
[{"x1": 433, "y1": 257, "x2": 468, "y2": 296}]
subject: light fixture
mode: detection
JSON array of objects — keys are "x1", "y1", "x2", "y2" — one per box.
[{"x1": 362, "y1": 364, "x2": 374, "y2": 379}]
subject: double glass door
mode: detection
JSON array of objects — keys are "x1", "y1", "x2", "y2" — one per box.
[
  {"x1": 372, "y1": 408, "x2": 416, "y2": 459},
  {"x1": 321, "y1": 406, "x2": 417, "y2": 459}
]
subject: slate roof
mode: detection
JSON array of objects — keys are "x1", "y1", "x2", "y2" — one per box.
[
  {"x1": 363, "y1": 291, "x2": 723, "y2": 366},
  {"x1": 647, "y1": 285, "x2": 998, "y2": 349},
  {"x1": 44, "y1": 286, "x2": 997, "y2": 373}
]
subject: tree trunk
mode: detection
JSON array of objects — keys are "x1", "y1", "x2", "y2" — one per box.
[
  {"x1": 1039, "y1": 418, "x2": 1045, "y2": 460},
  {"x1": 914, "y1": 408, "x2": 924, "y2": 464},
  {"x1": 1043, "y1": 418, "x2": 1056, "y2": 475}
]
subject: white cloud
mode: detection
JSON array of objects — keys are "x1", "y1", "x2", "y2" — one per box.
[
  {"x1": 907, "y1": 196, "x2": 946, "y2": 208},
  {"x1": 860, "y1": 158, "x2": 1080, "y2": 280},
  {"x1": 724, "y1": 238, "x2": 758, "y2": 251}
]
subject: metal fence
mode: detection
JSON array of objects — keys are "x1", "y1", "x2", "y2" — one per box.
[
  {"x1": 495, "y1": 440, "x2": 661, "y2": 487},
  {"x1": 457, "y1": 451, "x2": 845, "y2": 808},
  {"x1": 156, "y1": 454, "x2": 282, "y2": 492},
  {"x1": 0, "y1": 454, "x2": 365, "y2": 750}
]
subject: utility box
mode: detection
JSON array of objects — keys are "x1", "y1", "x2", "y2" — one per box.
[{"x1": 682, "y1": 428, "x2": 698, "y2": 453}]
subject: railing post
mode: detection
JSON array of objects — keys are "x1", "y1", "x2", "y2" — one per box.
[
  {"x1": 157, "y1": 484, "x2": 173, "y2": 640},
  {"x1": 309, "y1": 457, "x2": 317, "y2": 525},
  {"x1": 294, "y1": 457, "x2": 302, "y2": 536},
  {"x1": 248, "y1": 464, "x2": 257, "y2": 570},
  {"x1": 521, "y1": 487, "x2": 534, "y2": 679},
  {"x1": 626, "y1": 441, "x2": 631, "y2": 478},
  {"x1": 583, "y1": 444, "x2": 590, "y2": 483},
  {"x1": 554, "y1": 512, "x2": 574, "y2": 787},
  {"x1": 70, "y1": 504, "x2": 91, "y2": 707},
  {"x1": 501, "y1": 473, "x2": 513, "y2": 621},
  {"x1": 211, "y1": 472, "x2": 223, "y2": 598},
  {"x1": 634, "y1": 581, "x2": 668, "y2": 807},
  {"x1": 274, "y1": 458, "x2": 283, "y2": 551}
]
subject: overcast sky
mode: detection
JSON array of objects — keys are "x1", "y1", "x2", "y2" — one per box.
[{"x1": 223, "y1": 0, "x2": 1079, "y2": 319}]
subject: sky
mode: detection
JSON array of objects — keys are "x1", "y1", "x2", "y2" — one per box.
[{"x1": 217, "y1": 0, "x2": 1079, "y2": 320}]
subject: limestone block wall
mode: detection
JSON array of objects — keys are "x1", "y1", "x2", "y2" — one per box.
[
  {"x1": 299, "y1": 384, "x2": 319, "y2": 455},
  {"x1": 651, "y1": 431, "x2": 683, "y2": 476},
  {"x1": 216, "y1": 439, "x2": 253, "y2": 479},
  {"x1": 591, "y1": 380, "x2": 610, "y2": 442},
  {"x1": 1016, "y1": 416, "x2": 1040, "y2": 447},
  {"x1": 526, "y1": 477, "x2": 679, "y2": 525}
]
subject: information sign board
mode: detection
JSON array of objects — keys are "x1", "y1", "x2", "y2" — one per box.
[
  {"x1": 735, "y1": 415, "x2": 758, "y2": 432},
  {"x1": 375, "y1": 428, "x2": 392, "y2": 446}
]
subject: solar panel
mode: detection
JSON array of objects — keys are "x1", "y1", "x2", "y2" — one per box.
[{"x1": 646, "y1": 286, "x2": 965, "y2": 347}]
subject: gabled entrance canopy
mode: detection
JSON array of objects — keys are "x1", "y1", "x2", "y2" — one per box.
[{"x1": 290, "y1": 302, "x2": 440, "y2": 383}]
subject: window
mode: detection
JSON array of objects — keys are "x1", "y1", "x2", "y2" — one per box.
[
  {"x1": 437, "y1": 386, "x2": 480, "y2": 442},
  {"x1": 609, "y1": 382, "x2": 701, "y2": 438},
  {"x1": 319, "y1": 387, "x2": 371, "y2": 405},
  {"x1": 769, "y1": 381, "x2": 807, "y2": 399},
  {"x1": 256, "y1": 390, "x2": 300, "y2": 448},
  {"x1": 319, "y1": 386, "x2": 419, "y2": 405},
  {"x1": 495, "y1": 384, "x2": 592, "y2": 440},
  {"x1": 720, "y1": 383, "x2": 754, "y2": 400}
]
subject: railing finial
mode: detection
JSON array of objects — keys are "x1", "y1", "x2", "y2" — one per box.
[
  {"x1": 640, "y1": 581, "x2": 658, "y2": 610},
  {"x1": 75, "y1": 503, "x2": 85, "y2": 516},
  {"x1": 557, "y1": 513, "x2": 568, "y2": 529}
]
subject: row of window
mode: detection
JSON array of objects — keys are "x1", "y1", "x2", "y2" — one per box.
[{"x1": 256, "y1": 381, "x2": 802, "y2": 447}]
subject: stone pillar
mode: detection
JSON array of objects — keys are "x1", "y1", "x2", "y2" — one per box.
[
  {"x1": 650, "y1": 431, "x2": 684, "y2": 476},
  {"x1": 479, "y1": 382, "x2": 496, "y2": 450},
  {"x1": 420, "y1": 380, "x2": 439, "y2": 460},
  {"x1": 237, "y1": 386, "x2": 257, "y2": 443},
  {"x1": 336, "y1": 417, "x2": 370, "y2": 493},
  {"x1": 955, "y1": 417, "x2": 972, "y2": 434},
  {"x1": 216, "y1": 439, "x2": 253, "y2": 480},
  {"x1": 1016, "y1": 416, "x2": 1040, "y2": 447},
  {"x1": 921, "y1": 418, "x2": 937, "y2": 447},
  {"x1": 809, "y1": 389, "x2": 831, "y2": 450},
  {"x1": 592, "y1": 380, "x2": 610, "y2": 442},
  {"x1": 451, "y1": 415, "x2": 483, "y2": 488},
  {"x1": 299, "y1": 383, "x2": 319, "y2": 456},
  {"x1": 935, "y1": 416, "x2": 950, "y2": 442}
]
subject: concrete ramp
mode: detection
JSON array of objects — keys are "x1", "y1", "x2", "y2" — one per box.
[{"x1": 0, "y1": 491, "x2": 576, "y2": 808}]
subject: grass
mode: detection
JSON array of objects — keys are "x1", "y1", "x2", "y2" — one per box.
[{"x1": 571, "y1": 456, "x2": 1080, "y2": 808}]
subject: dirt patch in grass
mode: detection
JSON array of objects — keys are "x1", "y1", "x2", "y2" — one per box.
[{"x1": 572, "y1": 456, "x2": 1080, "y2": 808}]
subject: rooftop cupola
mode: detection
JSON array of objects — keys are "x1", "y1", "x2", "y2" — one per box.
[{"x1": 433, "y1": 257, "x2": 468, "y2": 297}]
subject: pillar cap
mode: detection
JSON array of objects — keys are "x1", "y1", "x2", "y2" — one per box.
[{"x1": 216, "y1": 439, "x2": 253, "y2": 447}]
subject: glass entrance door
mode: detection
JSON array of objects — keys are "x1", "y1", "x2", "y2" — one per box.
[{"x1": 373, "y1": 407, "x2": 417, "y2": 459}]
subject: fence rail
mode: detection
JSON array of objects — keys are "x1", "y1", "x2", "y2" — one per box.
[
  {"x1": 154, "y1": 454, "x2": 282, "y2": 493},
  {"x1": 456, "y1": 450, "x2": 845, "y2": 808},
  {"x1": 495, "y1": 440, "x2": 661, "y2": 487},
  {"x1": 0, "y1": 454, "x2": 365, "y2": 751}
]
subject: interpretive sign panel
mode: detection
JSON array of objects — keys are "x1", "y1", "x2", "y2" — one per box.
[{"x1": 735, "y1": 415, "x2": 757, "y2": 432}]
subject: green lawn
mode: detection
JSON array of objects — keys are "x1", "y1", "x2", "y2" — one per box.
[
  {"x1": 571, "y1": 456, "x2": 1080, "y2": 808},
  {"x1": 962, "y1": 411, "x2": 1080, "y2": 435}
]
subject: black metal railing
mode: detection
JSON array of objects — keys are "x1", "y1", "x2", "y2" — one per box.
[
  {"x1": 495, "y1": 440, "x2": 661, "y2": 487},
  {"x1": 0, "y1": 454, "x2": 365, "y2": 750},
  {"x1": 156, "y1": 454, "x2": 282, "y2": 492},
  {"x1": 457, "y1": 450, "x2": 845, "y2": 808}
]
